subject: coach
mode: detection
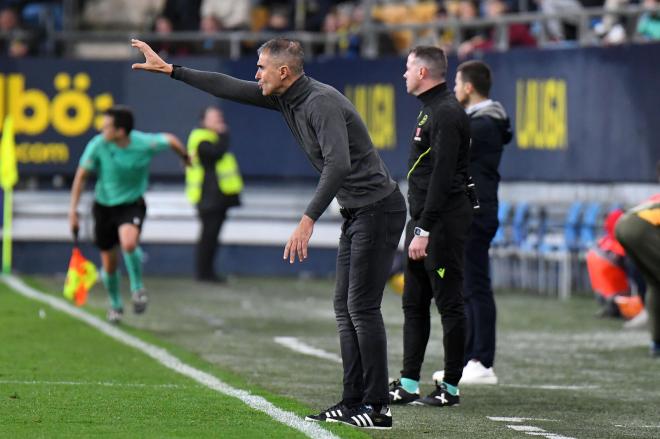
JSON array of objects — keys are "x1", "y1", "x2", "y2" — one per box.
[{"x1": 131, "y1": 37, "x2": 405, "y2": 430}]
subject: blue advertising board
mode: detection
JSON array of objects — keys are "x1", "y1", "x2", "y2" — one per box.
[{"x1": 1, "y1": 44, "x2": 659, "y2": 182}]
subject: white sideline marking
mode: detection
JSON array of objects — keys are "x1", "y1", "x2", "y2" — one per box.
[
  {"x1": 276, "y1": 341, "x2": 599, "y2": 392},
  {"x1": 615, "y1": 424, "x2": 660, "y2": 428},
  {"x1": 0, "y1": 379, "x2": 185, "y2": 388},
  {"x1": 525, "y1": 434, "x2": 575, "y2": 439},
  {"x1": 2, "y1": 275, "x2": 339, "y2": 439},
  {"x1": 508, "y1": 425, "x2": 546, "y2": 432},
  {"x1": 274, "y1": 336, "x2": 343, "y2": 364},
  {"x1": 501, "y1": 384, "x2": 599, "y2": 391},
  {"x1": 489, "y1": 417, "x2": 575, "y2": 439}
]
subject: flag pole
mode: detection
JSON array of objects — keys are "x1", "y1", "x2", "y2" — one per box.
[
  {"x1": 1, "y1": 113, "x2": 18, "y2": 274},
  {"x1": 2, "y1": 188, "x2": 12, "y2": 274}
]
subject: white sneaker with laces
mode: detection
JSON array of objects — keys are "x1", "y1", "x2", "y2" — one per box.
[{"x1": 432, "y1": 360, "x2": 498, "y2": 385}]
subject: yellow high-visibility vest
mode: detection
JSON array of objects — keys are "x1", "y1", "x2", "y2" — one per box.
[{"x1": 186, "y1": 128, "x2": 243, "y2": 204}]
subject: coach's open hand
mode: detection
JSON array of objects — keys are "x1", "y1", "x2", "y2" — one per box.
[
  {"x1": 131, "y1": 39, "x2": 173, "y2": 75},
  {"x1": 284, "y1": 215, "x2": 315, "y2": 264}
]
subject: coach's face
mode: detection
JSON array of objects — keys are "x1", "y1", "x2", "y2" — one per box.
[
  {"x1": 256, "y1": 52, "x2": 285, "y2": 96},
  {"x1": 403, "y1": 53, "x2": 422, "y2": 96}
]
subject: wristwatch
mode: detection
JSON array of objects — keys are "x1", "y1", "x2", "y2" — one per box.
[{"x1": 414, "y1": 227, "x2": 430, "y2": 237}]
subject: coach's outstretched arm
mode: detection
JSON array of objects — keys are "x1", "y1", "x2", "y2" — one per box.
[{"x1": 130, "y1": 39, "x2": 276, "y2": 109}]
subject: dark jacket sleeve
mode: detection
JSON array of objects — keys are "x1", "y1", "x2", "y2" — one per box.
[
  {"x1": 418, "y1": 114, "x2": 461, "y2": 231},
  {"x1": 172, "y1": 66, "x2": 279, "y2": 110},
  {"x1": 197, "y1": 135, "x2": 229, "y2": 167},
  {"x1": 304, "y1": 97, "x2": 352, "y2": 221}
]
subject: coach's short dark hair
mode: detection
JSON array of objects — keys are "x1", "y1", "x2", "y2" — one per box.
[
  {"x1": 457, "y1": 60, "x2": 492, "y2": 97},
  {"x1": 258, "y1": 38, "x2": 305, "y2": 76},
  {"x1": 409, "y1": 46, "x2": 447, "y2": 80},
  {"x1": 105, "y1": 106, "x2": 134, "y2": 134}
]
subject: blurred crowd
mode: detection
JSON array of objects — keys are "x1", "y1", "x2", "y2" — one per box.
[{"x1": 1, "y1": 0, "x2": 659, "y2": 58}]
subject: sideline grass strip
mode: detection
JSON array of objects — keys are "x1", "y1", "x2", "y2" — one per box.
[{"x1": 0, "y1": 275, "x2": 340, "y2": 439}]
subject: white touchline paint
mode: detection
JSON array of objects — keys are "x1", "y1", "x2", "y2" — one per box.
[
  {"x1": 488, "y1": 417, "x2": 575, "y2": 439},
  {"x1": 273, "y1": 340, "x2": 598, "y2": 392},
  {"x1": 0, "y1": 380, "x2": 185, "y2": 388},
  {"x1": 274, "y1": 336, "x2": 343, "y2": 364},
  {"x1": 524, "y1": 434, "x2": 575, "y2": 439},
  {"x1": 508, "y1": 425, "x2": 546, "y2": 432},
  {"x1": 615, "y1": 424, "x2": 660, "y2": 428},
  {"x1": 2, "y1": 275, "x2": 339, "y2": 439},
  {"x1": 502, "y1": 384, "x2": 599, "y2": 391}
]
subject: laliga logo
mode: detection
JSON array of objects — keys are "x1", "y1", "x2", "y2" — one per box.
[{"x1": 0, "y1": 72, "x2": 114, "y2": 137}]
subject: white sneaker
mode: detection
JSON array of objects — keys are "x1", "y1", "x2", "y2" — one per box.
[
  {"x1": 461, "y1": 360, "x2": 498, "y2": 385},
  {"x1": 623, "y1": 308, "x2": 648, "y2": 330},
  {"x1": 432, "y1": 360, "x2": 498, "y2": 386}
]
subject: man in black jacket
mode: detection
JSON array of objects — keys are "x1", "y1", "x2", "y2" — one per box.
[
  {"x1": 389, "y1": 46, "x2": 473, "y2": 407},
  {"x1": 453, "y1": 60, "x2": 512, "y2": 384},
  {"x1": 131, "y1": 37, "x2": 406, "y2": 430},
  {"x1": 187, "y1": 106, "x2": 241, "y2": 283}
]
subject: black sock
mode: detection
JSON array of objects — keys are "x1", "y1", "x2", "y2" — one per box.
[{"x1": 343, "y1": 398, "x2": 361, "y2": 408}]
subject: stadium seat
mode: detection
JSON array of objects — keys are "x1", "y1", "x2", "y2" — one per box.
[
  {"x1": 579, "y1": 202, "x2": 603, "y2": 251},
  {"x1": 536, "y1": 201, "x2": 584, "y2": 299},
  {"x1": 492, "y1": 200, "x2": 512, "y2": 247},
  {"x1": 511, "y1": 202, "x2": 530, "y2": 248}
]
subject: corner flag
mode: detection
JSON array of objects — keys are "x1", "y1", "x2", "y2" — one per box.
[
  {"x1": 2, "y1": 115, "x2": 18, "y2": 274},
  {"x1": 1, "y1": 115, "x2": 18, "y2": 190},
  {"x1": 63, "y1": 247, "x2": 98, "y2": 306}
]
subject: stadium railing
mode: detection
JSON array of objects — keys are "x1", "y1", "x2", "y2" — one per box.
[{"x1": 3, "y1": 5, "x2": 656, "y2": 59}]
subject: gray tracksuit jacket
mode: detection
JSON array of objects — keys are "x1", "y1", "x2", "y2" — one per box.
[{"x1": 171, "y1": 67, "x2": 396, "y2": 220}]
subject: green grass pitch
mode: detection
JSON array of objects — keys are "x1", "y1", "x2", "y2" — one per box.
[{"x1": 1, "y1": 275, "x2": 658, "y2": 438}]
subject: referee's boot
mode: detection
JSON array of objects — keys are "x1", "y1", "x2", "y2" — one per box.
[
  {"x1": 414, "y1": 382, "x2": 460, "y2": 407},
  {"x1": 388, "y1": 379, "x2": 420, "y2": 404},
  {"x1": 132, "y1": 289, "x2": 148, "y2": 314}
]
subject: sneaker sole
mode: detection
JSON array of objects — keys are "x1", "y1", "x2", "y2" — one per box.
[
  {"x1": 410, "y1": 400, "x2": 460, "y2": 408},
  {"x1": 335, "y1": 420, "x2": 392, "y2": 430},
  {"x1": 389, "y1": 399, "x2": 420, "y2": 405}
]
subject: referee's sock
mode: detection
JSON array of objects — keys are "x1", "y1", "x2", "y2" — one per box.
[
  {"x1": 400, "y1": 377, "x2": 419, "y2": 394},
  {"x1": 122, "y1": 247, "x2": 144, "y2": 294},
  {"x1": 101, "y1": 269, "x2": 122, "y2": 310}
]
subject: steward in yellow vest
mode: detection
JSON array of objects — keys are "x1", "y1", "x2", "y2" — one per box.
[
  {"x1": 186, "y1": 128, "x2": 243, "y2": 205},
  {"x1": 186, "y1": 107, "x2": 242, "y2": 282}
]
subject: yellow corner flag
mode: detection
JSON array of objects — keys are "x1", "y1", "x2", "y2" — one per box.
[
  {"x1": 1, "y1": 115, "x2": 18, "y2": 190},
  {"x1": 63, "y1": 247, "x2": 98, "y2": 306},
  {"x1": 2, "y1": 114, "x2": 18, "y2": 274}
]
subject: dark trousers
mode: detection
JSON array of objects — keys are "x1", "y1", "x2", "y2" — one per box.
[
  {"x1": 334, "y1": 188, "x2": 406, "y2": 406},
  {"x1": 463, "y1": 211, "x2": 499, "y2": 368},
  {"x1": 196, "y1": 208, "x2": 227, "y2": 279},
  {"x1": 401, "y1": 196, "x2": 472, "y2": 386}
]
